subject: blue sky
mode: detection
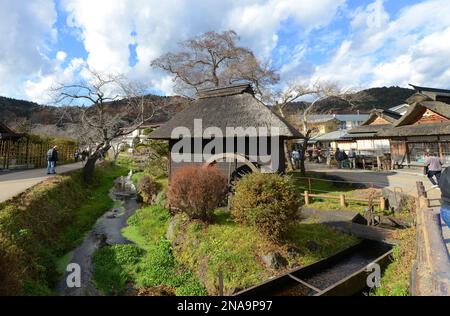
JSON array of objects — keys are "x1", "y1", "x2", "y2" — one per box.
[{"x1": 1, "y1": 0, "x2": 449, "y2": 103}]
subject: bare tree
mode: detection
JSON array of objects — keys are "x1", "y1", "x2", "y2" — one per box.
[
  {"x1": 273, "y1": 81, "x2": 354, "y2": 175},
  {"x1": 151, "y1": 30, "x2": 279, "y2": 98},
  {"x1": 52, "y1": 71, "x2": 161, "y2": 182}
]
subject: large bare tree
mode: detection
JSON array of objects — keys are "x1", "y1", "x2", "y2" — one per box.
[
  {"x1": 53, "y1": 71, "x2": 161, "y2": 182},
  {"x1": 273, "y1": 81, "x2": 356, "y2": 175},
  {"x1": 151, "y1": 30, "x2": 279, "y2": 98}
]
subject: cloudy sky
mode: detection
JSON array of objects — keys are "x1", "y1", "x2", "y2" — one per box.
[{"x1": 1, "y1": 0, "x2": 450, "y2": 103}]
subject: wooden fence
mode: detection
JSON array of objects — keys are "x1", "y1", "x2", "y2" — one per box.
[
  {"x1": 0, "y1": 138, "x2": 77, "y2": 170},
  {"x1": 302, "y1": 191, "x2": 385, "y2": 209},
  {"x1": 297, "y1": 176, "x2": 387, "y2": 210}
]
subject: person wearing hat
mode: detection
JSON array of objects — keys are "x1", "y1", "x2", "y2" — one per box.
[{"x1": 47, "y1": 145, "x2": 59, "y2": 174}]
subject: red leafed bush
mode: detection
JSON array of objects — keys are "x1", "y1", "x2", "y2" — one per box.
[{"x1": 168, "y1": 165, "x2": 228, "y2": 222}]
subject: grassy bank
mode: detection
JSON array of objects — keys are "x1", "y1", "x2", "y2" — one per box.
[
  {"x1": 93, "y1": 205, "x2": 206, "y2": 296},
  {"x1": 172, "y1": 209, "x2": 360, "y2": 295},
  {"x1": 371, "y1": 227, "x2": 416, "y2": 296},
  {"x1": 93, "y1": 205, "x2": 358, "y2": 296},
  {"x1": 290, "y1": 171, "x2": 381, "y2": 213},
  {"x1": 0, "y1": 162, "x2": 127, "y2": 295}
]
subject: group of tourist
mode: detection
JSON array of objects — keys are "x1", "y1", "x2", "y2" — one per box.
[{"x1": 292, "y1": 146, "x2": 358, "y2": 169}]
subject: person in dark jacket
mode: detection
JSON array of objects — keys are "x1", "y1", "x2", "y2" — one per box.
[
  {"x1": 47, "y1": 145, "x2": 58, "y2": 174},
  {"x1": 439, "y1": 167, "x2": 450, "y2": 229},
  {"x1": 335, "y1": 148, "x2": 345, "y2": 169}
]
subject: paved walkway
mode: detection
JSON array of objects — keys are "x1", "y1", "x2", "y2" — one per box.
[
  {"x1": 0, "y1": 162, "x2": 84, "y2": 203},
  {"x1": 305, "y1": 163, "x2": 449, "y2": 254}
]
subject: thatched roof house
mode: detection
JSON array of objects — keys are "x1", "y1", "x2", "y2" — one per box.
[
  {"x1": 377, "y1": 85, "x2": 450, "y2": 165},
  {"x1": 150, "y1": 84, "x2": 301, "y2": 139},
  {"x1": 0, "y1": 123, "x2": 21, "y2": 140},
  {"x1": 343, "y1": 109, "x2": 402, "y2": 157},
  {"x1": 149, "y1": 84, "x2": 302, "y2": 179},
  {"x1": 347, "y1": 109, "x2": 401, "y2": 138}
]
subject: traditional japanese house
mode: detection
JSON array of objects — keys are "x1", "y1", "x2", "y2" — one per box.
[
  {"x1": 377, "y1": 85, "x2": 450, "y2": 166},
  {"x1": 346, "y1": 109, "x2": 402, "y2": 156},
  {"x1": 0, "y1": 123, "x2": 21, "y2": 141},
  {"x1": 149, "y1": 84, "x2": 302, "y2": 180}
]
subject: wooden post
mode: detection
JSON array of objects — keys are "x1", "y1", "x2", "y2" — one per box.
[
  {"x1": 380, "y1": 197, "x2": 386, "y2": 211},
  {"x1": 25, "y1": 138, "x2": 30, "y2": 168},
  {"x1": 377, "y1": 155, "x2": 381, "y2": 171},
  {"x1": 308, "y1": 178, "x2": 312, "y2": 193},
  {"x1": 416, "y1": 181, "x2": 428, "y2": 198},
  {"x1": 340, "y1": 194, "x2": 346, "y2": 208},
  {"x1": 304, "y1": 191, "x2": 310, "y2": 206},
  {"x1": 218, "y1": 269, "x2": 224, "y2": 296}
]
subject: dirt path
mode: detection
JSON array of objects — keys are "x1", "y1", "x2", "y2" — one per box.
[
  {"x1": 55, "y1": 176, "x2": 138, "y2": 296},
  {"x1": 0, "y1": 162, "x2": 84, "y2": 203}
]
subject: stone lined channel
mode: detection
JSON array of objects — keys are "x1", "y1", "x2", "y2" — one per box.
[{"x1": 56, "y1": 172, "x2": 138, "y2": 296}]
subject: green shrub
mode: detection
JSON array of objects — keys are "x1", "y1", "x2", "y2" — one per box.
[
  {"x1": 168, "y1": 165, "x2": 228, "y2": 223},
  {"x1": 231, "y1": 173, "x2": 300, "y2": 241},
  {"x1": 138, "y1": 176, "x2": 162, "y2": 204}
]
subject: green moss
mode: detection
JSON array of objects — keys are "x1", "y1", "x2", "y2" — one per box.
[
  {"x1": 122, "y1": 205, "x2": 170, "y2": 248},
  {"x1": 93, "y1": 244, "x2": 144, "y2": 295}
]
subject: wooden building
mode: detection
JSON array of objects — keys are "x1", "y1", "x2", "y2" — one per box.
[
  {"x1": 0, "y1": 122, "x2": 21, "y2": 141},
  {"x1": 377, "y1": 85, "x2": 450, "y2": 166},
  {"x1": 346, "y1": 109, "x2": 402, "y2": 156},
  {"x1": 149, "y1": 84, "x2": 302, "y2": 180}
]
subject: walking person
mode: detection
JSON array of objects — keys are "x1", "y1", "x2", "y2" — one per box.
[
  {"x1": 335, "y1": 148, "x2": 345, "y2": 169},
  {"x1": 348, "y1": 149, "x2": 357, "y2": 169},
  {"x1": 425, "y1": 152, "x2": 443, "y2": 188},
  {"x1": 47, "y1": 145, "x2": 58, "y2": 175},
  {"x1": 291, "y1": 149, "x2": 300, "y2": 169},
  {"x1": 438, "y1": 166, "x2": 450, "y2": 229},
  {"x1": 325, "y1": 146, "x2": 332, "y2": 168}
]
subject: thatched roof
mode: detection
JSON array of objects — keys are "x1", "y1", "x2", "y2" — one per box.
[
  {"x1": 347, "y1": 124, "x2": 393, "y2": 135},
  {"x1": 361, "y1": 109, "x2": 401, "y2": 126},
  {"x1": 0, "y1": 122, "x2": 21, "y2": 140},
  {"x1": 149, "y1": 85, "x2": 303, "y2": 139},
  {"x1": 394, "y1": 101, "x2": 450, "y2": 127},
  {"x1": 345, "y1": 108, "x2": 401, "y2": 139},
  {"x1": 409, "y1": 84, "x2": 450, "y2": 96},
  {"x1": 311, "y1": 130, "x2": 351, "y2": 142},
  {"x1": 377, "y1": 98, "x2": 450, "y2": 137},
  {"x1": 378, "y1": 122, "x2": 450, "y2": 137}
]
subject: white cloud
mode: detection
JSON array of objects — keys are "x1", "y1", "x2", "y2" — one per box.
[
  {"x1": 309, "y1": 0, "x2": 450, "y2": 90},
  {"x1": 25, "y1": 58, "x2": 87, "y2": 104},
  {"x1": 56, "y1": 51, "x2": 68, "y2": 62},
  {"x1": 0, "y1": 0, "x2": 57, "y2": 98},
  {"x1": 7, "y1": 0, "x2": 450, "y2": 103},
  {"x1": 58, "y1": 0, "x2": 346, "y2": 95}
]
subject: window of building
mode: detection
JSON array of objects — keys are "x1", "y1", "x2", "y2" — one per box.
[{"x1": 408, "y1": 142, "x2": 440, "y2": 163}]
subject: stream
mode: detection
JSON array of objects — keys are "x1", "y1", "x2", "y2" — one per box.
[{"x1": 55, "y1": 171, "x2": 138, "y2": 296}]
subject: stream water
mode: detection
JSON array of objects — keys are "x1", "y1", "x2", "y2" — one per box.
[{"x1": 55, "y1": 171, "x2": 138, "y2": 296}]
